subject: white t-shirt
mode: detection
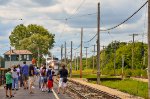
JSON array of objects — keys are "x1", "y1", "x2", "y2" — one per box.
[
  {"x1": 12, "y1": 70, "x2": 18, "y2": 78},
  {"x1": 16, "y1": 68, "x2": 20, "y2": 76}
]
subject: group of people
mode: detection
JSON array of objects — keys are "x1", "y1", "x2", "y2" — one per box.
[{"x1": 5, "y1": 61, "x2": 68, "y2": 98}]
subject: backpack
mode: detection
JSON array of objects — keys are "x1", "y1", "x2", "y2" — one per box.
[
  {"x1": 63, "y1": 77, "x2": 67, "y2": 83},
  {"x1": 41, "y1": 69, "x2": 46, "y2": 76},
  {"x1": 49, "y1": 75, "x2": 53, "y2": 81}
]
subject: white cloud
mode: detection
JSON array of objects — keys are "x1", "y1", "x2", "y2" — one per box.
[{"x1": 0, "y1": 0, "x2": 148, "y2": 59}]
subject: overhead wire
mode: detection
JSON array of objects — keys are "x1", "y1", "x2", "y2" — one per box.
[
  {"x1": 67, "y1": 12, "x2": 96, "y2": 20},
  {"x1": 84, "y1": 33, "x2": 97, "y2": 43},
  {"x1": 74, "y1": 44, "x2": 81, "y2": 50},
  {"x1": 57, "y1": 0, "x2": 86, "y2": 47},
  {"x1": 67, "y1": 0, "x2": 86, "y2": 19},
  {"x1": 100, "y1": 1, "x2": 148, "y2": 31},
  {"x1": 99, "y1": 1, "x2": 148, "y2": 49}
]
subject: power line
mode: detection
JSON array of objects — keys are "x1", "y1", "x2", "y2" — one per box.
[
  {"x1": 84, "y1": 33, "x2": 97, "y2": 43},
  {"x1": 57, "y1": 19, "x2": 68, "y2": 45},
  {"x1": 67, "y1": 0, "x2": 86, "y2": 19},
  {"x1": 74, "y1": 44, "x2": 81, "y2": 50},
  {"x1": 67, "y1": 12, "x2": 96, "y2": 20},
  {"x1": 100, "y1": 1, "x2": 148, "y2": 31},
  {"x1": 0, "y1": 12, "x2": 96, "y2": 21}
]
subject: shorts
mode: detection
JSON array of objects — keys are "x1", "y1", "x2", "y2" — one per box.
[
  {"x1": 47, "y1": 80, "x2": 53, "y2": 89},
  {"x1": 29, "y1": 76, "x2": 35, "y2": 85},
  {"x1": 59, "y1": 78, "x2": 67, "y2": 88},
  {"x1": 22, "y1": 75, "x2": 29, "y2": 81},
  {"x1": 41, "y1": 77, "x2": 47, "y2": 83},
  {"x1": 6, "y1": 83, "x2": 12, "y2": 90}
]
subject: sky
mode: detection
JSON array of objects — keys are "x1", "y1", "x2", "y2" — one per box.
[{"x1": 0, "y1": 0, "x2": 148, "y2": 59}]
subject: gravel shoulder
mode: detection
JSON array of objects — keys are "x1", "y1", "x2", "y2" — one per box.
[{"x1": 69, "y1": 78, "x2": 144, "y2": 99}]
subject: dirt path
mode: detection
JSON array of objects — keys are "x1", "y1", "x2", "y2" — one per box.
[{"x1": 130, "y1": 77, "x2": 148, "y2": 82}]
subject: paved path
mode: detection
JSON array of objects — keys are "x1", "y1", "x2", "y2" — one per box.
[
  {"x1": 0, "y1": 78, "x2": 72, "y2": 99},
  {"x1": 131, "y1": 77, "x2": 148, "y2": 82}
]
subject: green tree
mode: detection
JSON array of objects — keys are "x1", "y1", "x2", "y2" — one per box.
[
  {"x1": 100, "y1": 41, "x2": 148, "y2": 70},
  {"x1": 9, "y1": 24, "x2": 55, "y2": 60}
]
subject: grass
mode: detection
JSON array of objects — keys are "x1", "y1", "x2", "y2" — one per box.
[
  {"x1": 72, "y1": 69, "x2": 97, "y2": 78},
  {"x1": 72, "y1": 69, "x2": 148, "y2": 99},
  {"x1": 90, "y1": 79, "x2": 148, "y2": 99}
]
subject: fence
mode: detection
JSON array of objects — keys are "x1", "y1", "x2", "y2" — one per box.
[{"x1": 0, "y1": 68, "x2": 7, "y2": 86}]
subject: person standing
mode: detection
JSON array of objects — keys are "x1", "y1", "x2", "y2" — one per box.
[
  {"x1": 12, "y1": 66, "x2": 19, "y2": 90},
  {"x1": 16, "y1": 64, "x2": 23, "y2": 88},
  {"x1": 57, "y1": 64, "x2": 68, "y2": 94},
  {"x1": 47, "y1": 66, "x2": 54, "y2": 93},
  {"x1": 22, "y1": 61, "x2": 29, "y2": 89},
  {"x1": 41, "y1": 65, "x2": 47, "y2": 92},
  {"x1": 5, "y1": 68, "x2": 14, "y2": 98},
  {"x1": 29, "y1": 64, "x2": 35, "y2": 94},
  {"x1": 39, "y1": 64, "x2": 44, "y2": 89}
]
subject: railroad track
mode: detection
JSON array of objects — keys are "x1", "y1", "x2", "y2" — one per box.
[{"x1": 55, "y1": 78, "x2": 121, "y2": 99}]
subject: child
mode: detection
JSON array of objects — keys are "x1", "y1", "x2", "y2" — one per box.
[
  {"x1": 47, "y1": 71, "x2": 55, "y2": 93},
  {"x1": 5, "y1": 68, "x2": 14, "y2": 98}
]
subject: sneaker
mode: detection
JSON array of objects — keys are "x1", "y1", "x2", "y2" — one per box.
[
  {"x1": 42, "y1": 89, "x2": 44, "y2": 92},
  {"x1": 6, "y1": 95, "x2": 9, "y2": 97},
  {"x1": 10, "y1": 95, "x2": 14, "y2": 98},
  {"x1": 29, "y1": 92, "x2": 34, "y2": 94},
  {"x1": 44, "y1": 88, "x2": 47, "y2": 91},
  {"x1": 31, "y1": 86, "x2": 35, "y2": 89}
]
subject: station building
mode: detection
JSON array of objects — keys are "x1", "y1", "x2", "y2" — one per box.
[{"x1": 4, "y1": 50, "x2": 32, "y2": 68}]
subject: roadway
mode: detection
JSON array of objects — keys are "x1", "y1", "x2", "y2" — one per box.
[{"x1": 0, "y1": 79, "x2": 72, "y2": 99}]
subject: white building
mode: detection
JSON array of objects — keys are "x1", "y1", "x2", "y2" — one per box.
[{"x1": 4, "y1": 50, "x2": 32, "y2": 68}]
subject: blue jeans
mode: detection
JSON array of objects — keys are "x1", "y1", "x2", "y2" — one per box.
[
  {"x1": 39, "y1": 76, "x2": 42, "y2": 88},
  {"x1": 12, "y1": 78, "x2": 18, "y2": 89}
]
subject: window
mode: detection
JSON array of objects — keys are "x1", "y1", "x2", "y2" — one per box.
[
  {"x1": 24, "y1": 55, "x2": 26, "y2": 60},
  {"x1": 27, "y1": 55, "x2": 29, "y2": 60},
  {"x1": 19, "y1": 55, "x2": 22, "y2": 61}
]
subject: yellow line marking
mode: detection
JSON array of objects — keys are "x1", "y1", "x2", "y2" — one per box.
[{"x1": 52, "y1": 89, "x2": 60, "y2": 99}]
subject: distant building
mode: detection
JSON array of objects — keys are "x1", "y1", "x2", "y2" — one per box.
[{"x1": 4, "y1": 50, "x2": 32, "y2": 68}]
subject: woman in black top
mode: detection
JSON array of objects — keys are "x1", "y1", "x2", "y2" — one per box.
[
  {"x1": 29, "y1": 64, "x2": 35, "y2": 94},
  {"x1": 57, "y1": 64, "x2": 68, "y2": 94}
]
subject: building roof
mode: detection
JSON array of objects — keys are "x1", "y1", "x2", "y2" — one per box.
[{"x1": 4, "y1": 50, "x2": 32, "y2": 55}]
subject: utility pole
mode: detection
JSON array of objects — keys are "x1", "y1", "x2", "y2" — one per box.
[
  {"x1": 92, "y1": 45, "x2": 96, "y2": 72},
  {"x1": 80, "y1": 27, "x2": 83, "y2": 78},
  {"x1": 97, "y1": 2, "x2": 100, "y2": 84},
  {"x1": 61, "y1": 44, "x2": 63, "y2": 64},
  {"x1": 10, "y1": 47, "x2": 12, "y2": 67},
  {"x1": 101, "y1": 45, "x2": 106, "y2": 74},
  {"x1": 0, "y1": 57, "x2": 1, "y2": 68},
  {"x1": 122, "y1": 55, "x2": 124, "y2": 79},
  {"x1": 70, "y1": 41, "x2": 72, "y2": 77},
  {"x1": 77, "y1": 52, "x2": 79, "y2": 70},
  {"x1": 148, "y1": 0, "x2": 150, "y2": 98},
  {"x1": 38, "y1": 47, "x2": 40, "y2": 67},
  {"x1": 74, "y1": 53, "x2": 77, "y2": 70},
  {"x1": 114, "y1": 41, "x2": 116, "y2": 76},
  {"x1": 65, "y1": 42, "x2": 67, "y2": 63},
  {"x1": 61, "y1": 45, "x2": 63, "y2": 62},
  {"x1": 129, "y1": 33, "x2": 138, "y2": 69},
  {"x1": 84, "y1": 47, "x2": 88, "y2": 69}
]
